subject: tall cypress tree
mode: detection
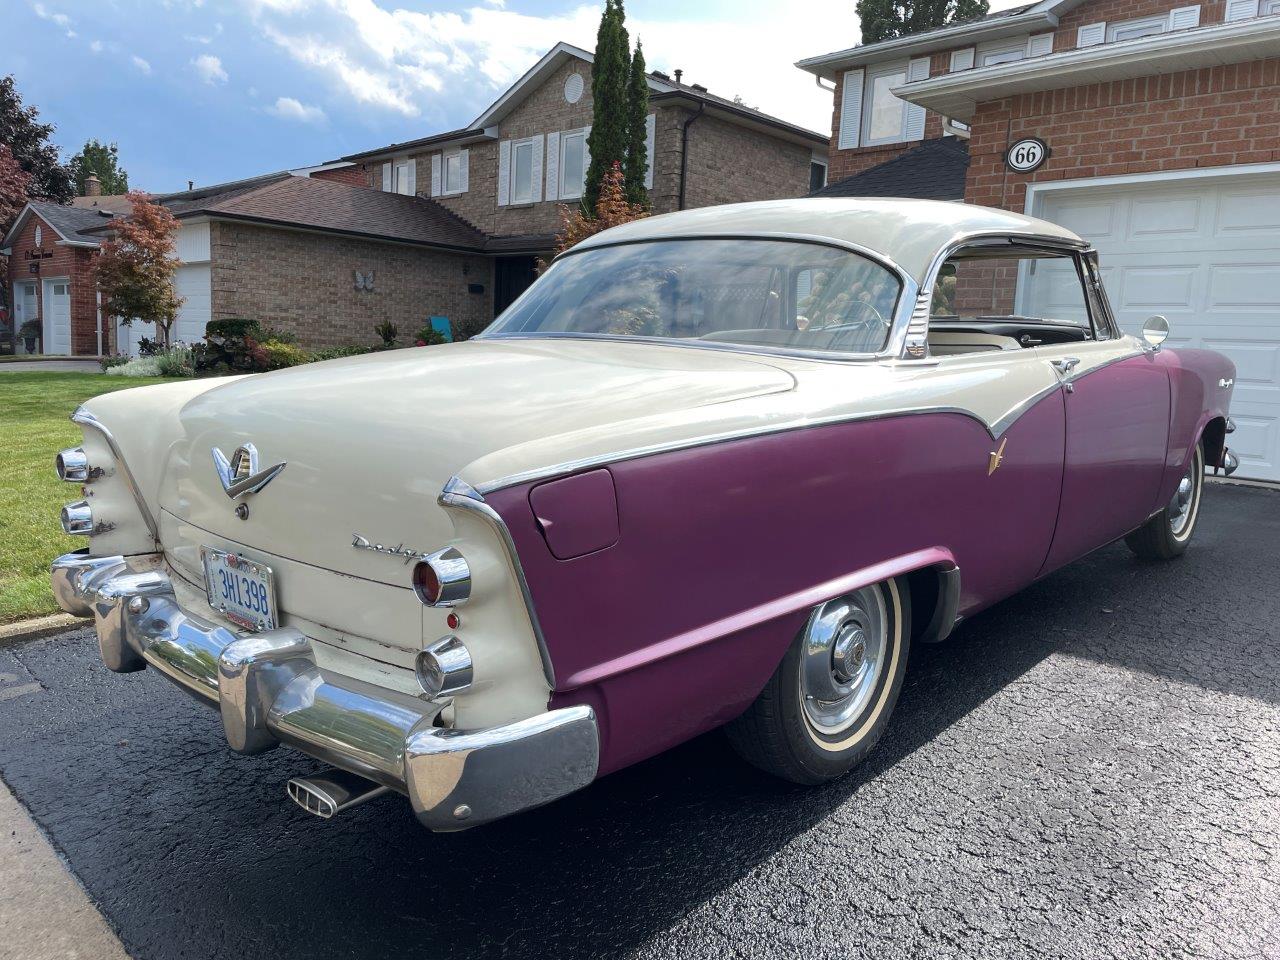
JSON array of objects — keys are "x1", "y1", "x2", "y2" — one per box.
[
  {"x1": 583, "y1": 0, "x2": 630, "y2": 213},
  {"x1": 855, "y1": 0, "x2": 989, "y2": 45},
  {"x1": 622, "y1": 40, "x2": 650, "y2": 207}
]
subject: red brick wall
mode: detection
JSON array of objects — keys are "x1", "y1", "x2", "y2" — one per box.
[
  {"x1": 965, "y1": 58, "x2": 1280, "y2": 211},
  {"x1": 308, "y1": 165, "x2": 369, "y2": 187},
  {"x1": 4, "y1": 211, "x2": 105, "y2": 355},
  {"x1": 1051, "y1": 0, "x2": 1227, "y2": 51}
]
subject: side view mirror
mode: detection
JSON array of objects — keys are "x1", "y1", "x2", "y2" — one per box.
[{"x1": 1142, "y1": 315, "x2": 1170, "y2": 350}]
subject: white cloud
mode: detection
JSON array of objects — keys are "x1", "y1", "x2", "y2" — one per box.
[
  {"x1": 266, "y1": 96, "x2": 327, "y2": 123},
  {"x1": 185, "y1": 22, "x2": 224, "y2": 44},
  {"x1": 244, "y1": 0, "x2": 857, "y2": 131},
  {"x1": 32, "y1": 2, "x2": 76, "y2": 37},
  {"x1": 89, "y1": 39, "x2": 103, "y2": 52},
  {"x1": 192, "y1": 53, "x2": 228, "y2": 84},
  {"x1": 132, "y1": 55, "x2": 153, "y2": 74}
]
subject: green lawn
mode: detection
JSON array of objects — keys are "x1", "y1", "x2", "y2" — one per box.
[{"x1": 0, "y1": 372, "x2": 179, "y2": 623}]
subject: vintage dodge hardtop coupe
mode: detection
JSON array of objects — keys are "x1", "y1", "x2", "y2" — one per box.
[{"x1": 51, "y1": 199, "x2": 1239, "y2": 830}]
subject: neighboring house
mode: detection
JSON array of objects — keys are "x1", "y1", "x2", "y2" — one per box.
[
  {"x1": 798, "y1": 1, "x2": 1280, "y2": 481},
  {"x1": 341, "y1": 41, "x2": 830, "y2": 313},
  {"x1": 2, "y1": 202, "x2": 114, "y2": 355}
]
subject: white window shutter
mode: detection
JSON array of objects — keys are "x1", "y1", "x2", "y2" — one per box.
[
  {"x1": 404, "y1": 160, "x2": 416, "y2": 196},
  {"x1": 545, "y1": 131, "x2": 560, "y2": 201},
  {"x1": 1168, "y1": 4, "x2": 1201, "y2": 29},
  {"x1": 497, "y1": 140, "x2": 511, "y2": 205},
  {"x1": 1225, "y1": 0, "x2": 1258, "y2": 19},
  {"x1": 430, "y1": 154, "x2": 442, "y2": 197},
  {"x1": 903, "y1": 57, "x2": 930, "y2": 142},
  {"x1": 459, "y1": 148, "x2": 469, "y2": 193},
  {"x1": 381, "y1": 162, "x2": 392, "y2": 192},
  {"x1": 530, "y1": 134, "x2": 544, "y2": 203},
  {"x1": 644, "y1": 113, "x2": 655, "y2": 189},
  {"x1": 1077, "y1": 22, "x2": 1106, "y2": 46},
  {"x1": 837, "y1": 68, "x2": 864, "y2": 150},
  {"x1": 1028, "y1": 33, "x2": 1054, "y2": 56},
  {"x1": 950, "y1": 47, "x2": 975, "y2": 72}
]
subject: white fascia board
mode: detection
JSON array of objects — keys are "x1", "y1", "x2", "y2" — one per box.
[
  {"x1": 54, "y1": 240, "x2": 101, "y2": 248},
  {"x1": 795, "y1": 10, "x2": 1058, "y2": 81},
  {"x1": 890, "y1": 16, "x2": 1280, "y2": 122}
]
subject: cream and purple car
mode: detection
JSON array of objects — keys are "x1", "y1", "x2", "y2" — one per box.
[{"x1": 50, "y1": 199, "x2": 1239, "y2": 830}]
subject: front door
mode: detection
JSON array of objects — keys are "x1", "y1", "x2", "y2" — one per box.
[
  {"x1": 41, "y1": 278, "x2": 71, "y2": 355},
  {"x1": 494, "y1": 256, "x2": 539, "y2": 317}
]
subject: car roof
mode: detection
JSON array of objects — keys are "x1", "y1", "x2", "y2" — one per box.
[{"x1": 569, "y1": 198, "x2": 1086, "y2": 284}]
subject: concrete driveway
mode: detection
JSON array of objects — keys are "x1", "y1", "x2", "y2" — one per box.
[{"x1": 0, "y1": 482, "x2": 1276, "y2": 959}]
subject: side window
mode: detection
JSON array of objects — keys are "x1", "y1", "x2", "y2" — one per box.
[{"x1": 926, "y1": 244, "x2": 1105, "y2": 355}]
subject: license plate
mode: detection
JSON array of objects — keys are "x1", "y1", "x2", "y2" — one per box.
[{"x1": 201, "y1": 547, "x2": 277, "y2": 632}]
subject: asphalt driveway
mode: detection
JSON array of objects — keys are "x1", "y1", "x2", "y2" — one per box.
[{"x1": 0, "y1": 482, "x2": 1276, "y2": 960}]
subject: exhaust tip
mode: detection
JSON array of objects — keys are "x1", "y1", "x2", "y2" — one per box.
[{"x1": 286, "y1": 769, "x2": 390, "y2": 820}]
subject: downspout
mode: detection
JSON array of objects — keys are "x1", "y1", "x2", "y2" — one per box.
[
  {"x1": 95, "y1": 290, "x2": 103, "y2": 356},
  {"x1": 677, "y1": 103, "x2": 706, "y2": 211},
  {"x1": 942, "y1": 117, "x2": 971, "y2": 139}
]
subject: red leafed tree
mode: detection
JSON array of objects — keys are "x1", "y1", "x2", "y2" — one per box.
[
  {"x1": 546, "y1": 161, "x2": 649, "y2": 263},
  {"x1": 0, "y1": 144, "x2": 32, "y2": 341},
  {"x1": 92, "y1": 190, "x2": 184, "y2": 347}
]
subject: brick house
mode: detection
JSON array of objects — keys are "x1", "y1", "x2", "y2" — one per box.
[
  {"x1": 341, "y1": 41, "x2": 830, "y2": 313},
  {"x1": 798, "y1": 1, "x2": 1280, "y2": 480}
]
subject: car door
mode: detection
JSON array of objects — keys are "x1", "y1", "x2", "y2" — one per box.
[{"x1": 1037, "y1": 255, "x2": 1171, "y2": 574}]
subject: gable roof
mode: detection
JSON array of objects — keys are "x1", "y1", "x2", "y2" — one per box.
[
  {"x1": 70, "y1": 195, "x2": 135, "y2": 214},
  {"x1": 1, "y1": 200, "x2": 116, "y2": 249},
  {"x1": 164, "y1": 175, "x2": 488, "y2": 252},
  {"x1": 342, "y1": 40, "x2": 826, "y2": 164},
  {"x1": 811, "y1": 136, "x2": 969, "y2": 201},
  {"x1": 796, "y1": 0, "x2": 1090, "y2": 79}
]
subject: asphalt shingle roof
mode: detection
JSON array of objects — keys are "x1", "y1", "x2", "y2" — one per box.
[
  {"x1": 812, "y1": 137, "x2": 970, "y2": 201},
  {"x1": 27, "y1": 200, "x2": 118, "y2": 245},
  {"x1": 177, "y1": 175, "x2": 489, "y2": 251}
]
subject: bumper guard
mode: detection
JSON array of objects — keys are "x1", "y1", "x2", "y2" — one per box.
[{"x1": 51, "y1": 550, "x2": 598, "y2": 831}]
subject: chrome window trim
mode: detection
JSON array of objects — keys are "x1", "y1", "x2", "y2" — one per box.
[
  {"x1": 437, "y1": 476, "x2": 556, "y2": 690},
  {"x1": 71, "y1": 407, "x2": 160, "y2": 543},
  {"x1": 478, "y1": 232, "x2": 922, "y2": 364},
  {"x1": 910, "y1": 231, "x2": 1094, "y2": 361}
]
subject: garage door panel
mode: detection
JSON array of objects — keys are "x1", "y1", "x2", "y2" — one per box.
[
  {"x1": 1037, "y1": 170, "x2": 1280, "y2": 481},
  {"x1": 174, "y1": 265, "x2": 211, "y2": 345}
]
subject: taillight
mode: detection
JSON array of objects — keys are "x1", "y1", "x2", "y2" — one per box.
[
  {"x1": 411, "y1": 547, "x2": 471, "y2": 607},
  {"x1": 56, "y1": 447, "x2": 90, "y2": 482},
  {"x1": 60, "y1": 500, "x2": 94, "y2": 536}
]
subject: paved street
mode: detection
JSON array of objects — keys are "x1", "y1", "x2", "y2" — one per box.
[{"x1": 0, "y1": 482, "x2": 1277, "y2": 960}]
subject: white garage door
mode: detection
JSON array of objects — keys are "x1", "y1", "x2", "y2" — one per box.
[
  {"x1": 1036, "y1": 170, "x2": 1280, "y2": 482},
  {"x1": 41, "y1": 278, "x2": 72, "y2": 355},
  {"x1": 173, "y1": 264, "x2": 211, "y2": 345}
]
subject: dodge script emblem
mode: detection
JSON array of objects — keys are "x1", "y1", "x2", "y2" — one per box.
[{"x1": 212, "y1": 443, "x2": 286, "y2": 499}]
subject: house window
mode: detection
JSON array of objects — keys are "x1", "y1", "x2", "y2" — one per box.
[
  {"x1": 559, "y1": 129, "x2": 587, "y2": 200},
  {"x1": 809, "y1": 160, "x2": 827, "y2": 193},
  {"x1": 512, "y1": 139, "x2": 535, "y2": 204},
  {"x1": 979, "y1": 43, "x2": 1026, "y2": 67},
  {"x1": 865, "y1": 65, "x2": 908, "y2": 143},
  {"x1": 444, "y1": 152, "x2": 463, "y2": 193},
  {"x1": 383, "y1": 158, "x2": 415, "y2": 195},
  {"x1": 1108, "y1": 16, "x2": 1166, "y2": 41},
  {"x1": 34, "y1": 224, "x2": 42, "y2": 246}
]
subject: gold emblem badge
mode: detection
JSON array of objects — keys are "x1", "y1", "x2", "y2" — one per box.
[{"x1": 988, "y1": 438, "x2": 1008, "y2": 476}]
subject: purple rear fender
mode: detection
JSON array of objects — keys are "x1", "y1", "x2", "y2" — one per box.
[
  {"x1": 485, "y1": 395, "x2": 1069, "y2": 775},
  {"x1": 1155, "y1": 348, "x2": 1236, "y2": 496}
]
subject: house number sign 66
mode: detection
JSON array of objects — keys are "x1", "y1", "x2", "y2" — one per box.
[{"x1": 1005, "y1": 137, "x2": 1049, "y2": 173}]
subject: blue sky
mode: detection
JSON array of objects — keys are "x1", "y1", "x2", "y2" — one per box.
[{"x1": 9, "y1": 0, "x2": 1019, "y2": 193}]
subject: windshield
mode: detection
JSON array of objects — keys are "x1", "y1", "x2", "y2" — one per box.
[{"x1": 482, "y1": 239, "x2": 903, "y2": 356}]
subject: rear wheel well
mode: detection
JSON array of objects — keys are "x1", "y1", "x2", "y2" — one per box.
[
  {"x1": 1201, "y1": 417, "x2": 1227, "y2": 470},
  {"x1": 906, "y1": 564, "x2": 960, "y2": 645}
]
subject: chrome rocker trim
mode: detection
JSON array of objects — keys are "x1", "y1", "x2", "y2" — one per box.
[{"x1": 50, "y1": 550, "x2": 599, "y2": 831}]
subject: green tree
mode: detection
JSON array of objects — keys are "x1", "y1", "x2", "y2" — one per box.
[
  {"x1": 855, "y1": 0, "x2": 989, "y2": 45},
  {"x1": 0, "y1": 75, "x2": 73, "y2": 203},
  {"x1": 68, "y1": 139, "x2": 129, "y2": 195},
  {"x1": 584, "y1": 0, "x2": 630, "y2": 212},
  {"x1": 622, "y1": 40, "x2": 650, "y2": 206},
  {"x1": 93, "y1": 191, "x2": 184, "y2": 347}
]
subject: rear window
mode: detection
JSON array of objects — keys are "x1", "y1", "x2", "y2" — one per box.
[{"x1": 483, "y1": 238, "x2": 903, "y2": 357}]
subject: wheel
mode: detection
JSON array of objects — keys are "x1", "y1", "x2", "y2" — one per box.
[
  {"x1": 725, "y1": 578, "x2": 910, "y2": 785},
  {"x1": 1125, "y1": 441, "x2": 1205, "y2": 560}
]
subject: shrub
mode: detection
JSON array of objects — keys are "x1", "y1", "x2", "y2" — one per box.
[
  {"x1": 374, "y1": 320, "x2": 398, "y2": 349},
  {"x1": 311, "y1": 345, "x2": 375, "y2": 362},
  {"x1": 257, "y1": 339, "x2": 312, "y2": 370},
  {"x1": 205, "y1": 317, "x2": 263, "y2": 340},
  {"x1": 194, "y1": 318, "x2": 265, "y2": 374},
  {"x1": 414, "y1": 326, "x2": 447, "y2": 346},
  {"x1": 105, "y1": 356, "x2": 163, "y2": 377},
  {"x1": 136, "y1": 336, "x2": 162, "y2": 357},
  {"x1": 99, "y1": 354, "x2": 130, "y2": 371},
  {"x1": 155, "y1": 344, "x2": 195, "y2": 377}
]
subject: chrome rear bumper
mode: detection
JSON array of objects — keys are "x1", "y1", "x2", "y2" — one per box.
[{"x1": 51, "y1": 550, "x2": 598, "y2": 831}]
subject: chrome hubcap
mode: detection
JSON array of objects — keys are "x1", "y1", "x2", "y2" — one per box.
[
  {"x1": 800, "y1": 587, "x2": 888, "y2": 736},
  {"x1": 1170, "y1": 463, "x2": 1197, "y2": 536}
]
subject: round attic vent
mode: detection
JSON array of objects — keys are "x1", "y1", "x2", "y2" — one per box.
[{"x1": 564, "y1": 73, "x2": 584, "y2": 104}]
